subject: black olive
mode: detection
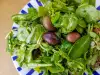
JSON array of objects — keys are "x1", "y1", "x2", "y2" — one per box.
[
  {"x1": 42, "y1": 16, "x2": 56, "y2": 31},
  {"x1": 43, "y1": 32, "x2": 60, "y2": 45},
  {"x1": 32, "y1": 49, "x2": 41, "y2": 60}
]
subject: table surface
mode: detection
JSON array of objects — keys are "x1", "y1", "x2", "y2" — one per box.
[{"x1": 0, "y1": 0, "x2": 29, "y2": 75}]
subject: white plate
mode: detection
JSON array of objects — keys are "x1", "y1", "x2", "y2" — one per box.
[{"x1": 12, "y1": 0, "x2": 100, "y2": 75}]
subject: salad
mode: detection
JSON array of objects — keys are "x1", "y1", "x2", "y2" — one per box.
[{"x1": 6, "y1": 0, "x2": 100, "y2": 75}]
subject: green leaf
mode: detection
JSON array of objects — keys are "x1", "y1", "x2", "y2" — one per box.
[
  {"x1": 69, "y1": 35, "x2": 91, "y2": 59},
  {"x1": 38, "y1": 6, "x2": 48, "y2": 17},
  {"x1": 6, "y1": 31, "x2": 20, "y2": 55},
  {"x1": 81, "y1": 0, "x2": 96, "y2": 6},
  {"x1": 59, "y1": 50, "x2": 70, "y2": 60},
  {"x1": 16, "y1": 43, "x2": 26, "y2": 64},
  {"x1": 52, "y1": 0, "x2": 68, "y2": 12},
  {"x1": 76, "y1": 26, "x2": 84, "y2": 33},
  {"x1": 27, "y1": 63, "x2": 52, "y2": 68},
  {"x1": 12, "y1": 8, "x2": 38, "y2": 24},
  {"x1": 51, "y1": 12, "x2": 60, "y2": 24},
  {"x1": 89, "y1": 32, "x2": 97, "y2": 38},
  {"x1": 60, "y1": 40, "x2": 72, "y2": 53},
  {"x1": 89, "y1": 0, "x2": 96, "y2": 6},
  {"x1": 24, "y1": 44, "x2": 39, "y2": 63},
  {"x1": 74, "y1": 0, "x2": 82, "y2": 4},
  {"x1": 78, "y1": 19, "x2": 86, "y2": 28},
  {"x1": 48, "y1": 63, "x2": 64, "y2": 73},
  {"x1": 42, "y1": 57, "x2": 52, "y2": 63},
  {"x1": 12, "y1": 14, "x2": 29, "y2": 23},
  {"x1": 39, "y1": 0, "x2": 48, "y2": 4},
  {"x1": 26, "y1": 27, "x2": 36, "y2": 43},
  {"x1": 28, "y1": 8, "x2": 38, "y2": 20},
  {"x1": 17, "y1": 27, "x2": 29, "y2": 41},
  {"x1": 66, "y1": 58, "x2": 86, "y2": 74},
  {"x1": 40, "y1": 43, "x2": 53, "y2": 56},
  {"x1": 51, "y1": 51, "x2": 60, "y2": 63},
  {"x1": 26, "y1": 25, "x2": 45, "y2": 44},
  {"x1": 98, "y1": 11, "x2": 100, "y2": 20},
  {"x1": 86, "y1": 65, "x2": 93, "y2": 75},
  {"x1": 61, "y1": 13, "x2": 78, "y2": 33},
  {"x1": 59, "y1": 69, "x2": 69, "y2": 75},
  {"x1": 88, "y1": 55, "x2": 98, "y2": 65},
  {"x1": 76, "y1": 4, "x2": 99, "y2": 23}
]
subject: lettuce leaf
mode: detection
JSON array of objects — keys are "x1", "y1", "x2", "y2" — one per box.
[
  {"x1": 26, "y1": 25, "x2": 45, "y2": 44},
  {"x1": 76, "y1": 4, "x2": 99, "y2": 23},
  {"x1": 17, "y1": 27, "x2": 29, "y2": 41},
  {"x1": 59, "y1": 13, "x2": 78, "y2": 34}
]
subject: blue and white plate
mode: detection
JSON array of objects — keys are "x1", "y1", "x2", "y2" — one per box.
[{"x1": 12, "y1": 0, "x2": 100, "y2": 75}]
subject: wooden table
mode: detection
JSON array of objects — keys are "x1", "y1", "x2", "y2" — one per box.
[{"x1": 0, "y1": 0, "x2": 29, "y2": 75}]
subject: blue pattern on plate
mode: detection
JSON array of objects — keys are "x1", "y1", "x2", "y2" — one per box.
[
  {"x1": 27, "y1": 3, "x2": 34, "y2": 8},
  {"x1": 12, "y1": 0, "x2": 100, "y2": 75},
  {"x1": 12, "y1": 26, "x2": 18, "y2": 30},
  {"x1": 36, "y1": 0, "x2": 42, "y2": 6},
  {"x1": 93, "y1": 71, "x2": 100, "y2": 75},
  {"x1": 26, "y1": 69, "x2": 34, "y2": 75},
  {"x1": 39, "y1": 71, "x2": 44, "y2": 75},
  {"x1": 12, "y1": 56, "x2": 18, "y2": 61},
  {"x1": 17, "y1": 67, "x2": 22, "y2": 71},
  {"x1": 83, "y1": 73, "x2": 87, "y2": 75},
  {"x1": 21, "y1": 10, "x2": 27, "y2": 14},
  {"x1": 97, "y1": 6, "x2": 100, "y2": 10}
]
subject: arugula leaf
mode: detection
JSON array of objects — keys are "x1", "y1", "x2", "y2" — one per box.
[
  {"x1": 6, "y1": 31, "x2": 21, "y2": 55},
  {"x1": 40, "y1": 43, "x2": 53, "y2": 56},
  {"x1": 12, "y1": 14, "x2": 29, "y2": 23},
  {"x1": 12, "y1": 8, "x2": 38, "y2": 24},
  {"x1": 42, "y1": 57, "x2": 52, "y2": 63},
  {"x1": 27, "y1": 63, "x2": 52, "y2": 68},
  {"x1": 24, "y1": 44, "x2": 39, "y2": 63},
  {"x1": 51, "y1": 51, "x2": 61, "y2": 63},
  {"x1": 59, "y1": 69, "x2": 69, "y2": 75},
  {"x1": 16, "y1": 43, "x2": 26, "y2": 65},
  {"x1": 48, "y1": 62, "x2": 64, "y2": 73}
]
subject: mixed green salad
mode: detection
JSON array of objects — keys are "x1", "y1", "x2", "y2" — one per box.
[{"x1": 6, "y1": 0, "x2": 100, "y2": 75}]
